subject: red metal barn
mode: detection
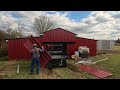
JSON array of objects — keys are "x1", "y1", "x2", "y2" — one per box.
[{"x1": 8, "y1": 28, "x2": 97, "y2": 67}]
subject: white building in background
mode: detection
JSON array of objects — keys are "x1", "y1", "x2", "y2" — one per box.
[{"x1": 97, "y1": 40, "x2": 115, "y2": 50}]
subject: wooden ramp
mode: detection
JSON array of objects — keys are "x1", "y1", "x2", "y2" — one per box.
[{"x1": 80, "y1": 65, "x2": 112, "y2": 79}]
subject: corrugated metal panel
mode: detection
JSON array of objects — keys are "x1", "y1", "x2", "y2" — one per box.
[
  {"x1": 67, "y1": 44, "x2": 73, "y2": 56},
  {"x1": 97, "y1": 40, "x2": 115, "y2": 50},
  {"x1": 97, "y1": 40, "x2": 102, "y2": 50},
  {"x1": 80, "y1": 65, "x2": 112, "y2": 78},
  {"x1": 8, "y1": 38, "x2": 31, "y2": 60},
  {"x1": 43, "y1": 28, "x2": 76, "y2": 42},
  {"x1": 74, "y1": 37, "x2": 97, "y2": 56},
  {"x1": 25, "y1": 38, "x2": 32, "y2": 59}
]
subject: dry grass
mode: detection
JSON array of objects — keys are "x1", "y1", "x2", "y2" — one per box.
[
  {"x1": 114, "y1": 46, "x2": 120, "y2": 51},
  {"x1": 0, "y1": 53, "x2": 120, "y2": 79}
]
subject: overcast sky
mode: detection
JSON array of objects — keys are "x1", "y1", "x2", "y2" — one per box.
[{"x1": 0, "y1": 11, "x2": 120, "y2": 40}]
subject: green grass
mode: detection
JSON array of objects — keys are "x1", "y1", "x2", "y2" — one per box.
[
  {"x1": 0, "y1": 54, "x2": 120, "y2": 79},
  {"x1": 0, "y1": 60, "x2": 60, "y2": 79},
  {"x1": 53, "y1": 68, "x2": 85, "y2": 79},
  {"x1": 67, "y1": 54, "x2": 120, "y2": 79},
  {"x1": 90, "y1": 54, "x2": 120, "y2": 79},
  {"x1": 114, "y1": 46, "x2": 120, "y2": 51}
]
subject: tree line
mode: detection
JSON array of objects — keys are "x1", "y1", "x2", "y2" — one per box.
[{"x1": 115, "y1": 38, "x2": 120, "y2": 45}]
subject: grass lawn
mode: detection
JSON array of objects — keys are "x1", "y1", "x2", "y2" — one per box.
[
  {"x1": 0, "y1": 53, "x2": 120, "y2": 79},
  {"x1": 114, "y1": 46, "x2": 120, "y2": 51}
]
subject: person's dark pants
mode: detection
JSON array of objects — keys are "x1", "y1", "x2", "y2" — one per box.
[{"x1": 31, "y1": 58, "x2": 40, "y2": 74}]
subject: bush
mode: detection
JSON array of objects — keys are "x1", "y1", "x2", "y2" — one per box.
[
  {"x1": 0, "y1": 49, "x2": 8, "y2": 57},
  {"x1": 0, "y1": 56, "x2": 8, "y2": 61},
  {"x1": 0, "y1": 41, "x2": 8, "y2": 57}
]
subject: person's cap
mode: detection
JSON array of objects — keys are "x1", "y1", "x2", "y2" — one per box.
[{"x1": 33, "y1": 44, "x2": 37, "y2": 47}]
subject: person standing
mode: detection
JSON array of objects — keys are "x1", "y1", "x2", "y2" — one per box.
[{"x1": 30, "y1": 44, "x2": 44, "y2": 74}]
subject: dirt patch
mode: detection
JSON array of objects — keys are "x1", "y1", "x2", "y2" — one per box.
[
  {"x1": 0, "y1": 73, "x2": 9, "y2": 79},
  {"x1": 0, "y1": 62, "x2": 16, "y2": 79}
]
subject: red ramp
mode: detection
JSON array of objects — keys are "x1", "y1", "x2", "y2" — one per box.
[
  {"x1": 24, "y1": 39, "x2": 33, "y2": 53},
  {"x1": 80, "y1": 65, "x2": 112, "y2": 79}
]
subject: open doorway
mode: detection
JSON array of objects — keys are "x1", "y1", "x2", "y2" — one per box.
[
  {"x1": 43, "y1": 42, "x2": 67, "y2": 68},
  {"x1": 44, "y1": 42, "x2": 67, "y2": 55}
]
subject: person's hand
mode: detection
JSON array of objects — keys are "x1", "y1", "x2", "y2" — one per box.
[
  {"x1": 41, "y1": 46, "x2": 44, "y2": 52},
  {"x1": 42, "y1": 46, "x2": 44, "y2": 49}
]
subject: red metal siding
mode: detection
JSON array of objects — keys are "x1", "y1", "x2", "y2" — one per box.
[
  {"x1": 74, "y1": 38, "x2": 97, "y2": 56},
  {"x1": 8, "y1": 38, "x2": 31, "y2": 60},
  {"x1": 67, "y1": 37, "x2": 97, "y2": 57},
  {"x1": 67, "y1": 44, "x2": 75, "y2": 57},
  {"x1": 43, "y1": 28, "x2": 76, "y2": 42},
  {"x1": 8, "y1": 28, "x2": 97, "y2": 62}
]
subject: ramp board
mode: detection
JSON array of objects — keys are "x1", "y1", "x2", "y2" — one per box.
[
  {"x1": 80, "y1": 65, "x2": 112, "y2": 78},
  {"x1": 24, "y1": 39, "x2": 33, "y2": 53},
  {"x1": 30, "y1": 35, "x2": 52, "y2": 67}
]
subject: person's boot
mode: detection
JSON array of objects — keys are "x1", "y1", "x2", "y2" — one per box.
[{"x1": 37, "y1": 72, "x2": 40, "y2": 74}]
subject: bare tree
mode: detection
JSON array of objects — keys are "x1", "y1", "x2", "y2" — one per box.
[
  {"x1": 1, "y1": 22, "x2": 23, "y2": 38},
  {"x1": 17, "y1": 22, "x2": 24, "y2": 38},
  {"x1": 34, "y1": 16, "x2": 54, "y2": 36},
  {"x1": 6, "y1": 28, "x2": 12, "y2": 35},
  {"x1": 1, "y1": 22, "x2": 10, "y2": 29},
  {"x1": 2, "y1": 23, "x2": 12, "y2": 35}
]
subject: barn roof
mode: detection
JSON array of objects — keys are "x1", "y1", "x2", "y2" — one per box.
[
  {"x1": 6, "y1": 28, "x2": 97, "y2": 41},
  {"x1": 76, "y1": 37, "x2": 97, "y2": 41},
  {"x1": 43, "y1": 28, "x2": 78, "y2": 35}
]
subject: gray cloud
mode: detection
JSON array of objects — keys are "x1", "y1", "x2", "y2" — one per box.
[{"x1": 0, "y1": 11, "x2": 120, "y2": 40}]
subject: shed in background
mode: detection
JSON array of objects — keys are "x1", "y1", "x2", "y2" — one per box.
[{"x1": 97, "y1": 40, "x2": 115, "y2": 54}]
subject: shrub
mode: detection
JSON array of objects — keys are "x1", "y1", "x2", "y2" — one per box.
[{"x1": 0, "y1": 41, "x2": 8, "y2": 57}]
